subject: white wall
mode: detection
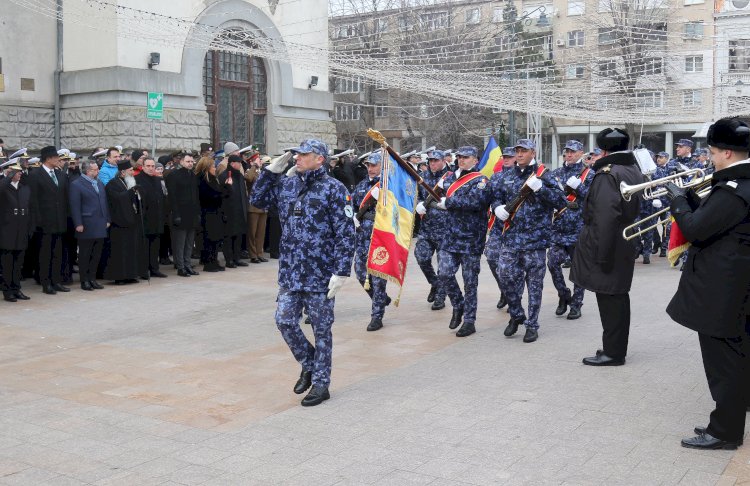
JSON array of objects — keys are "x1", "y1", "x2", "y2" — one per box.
[{"x1": 63, "y1": 0, "x2": 118, "y2": 71}]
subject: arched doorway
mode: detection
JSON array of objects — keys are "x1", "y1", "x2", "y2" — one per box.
[{"x1": 203, "y1": 45, "x2": 267, "y2": 152}]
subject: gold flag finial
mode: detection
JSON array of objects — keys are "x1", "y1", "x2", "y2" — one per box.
[{"x1": 367, "y1": 128, "x2": 387, "y2": 146}]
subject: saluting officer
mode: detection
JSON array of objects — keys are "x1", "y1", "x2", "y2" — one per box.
[
  {"x1": 415, "y1": 149, "x2": 450, "y2": 311},
  {"x1": 434, "y1": 146, "x2": 492, "y2": 337},
  {"x1": 352, "y1": 151, "x2": 391, "y2": 332},
  {"x1": 492, "y1": 139, "x2": 565, "y2": 343},
  {"x1": 485, "y1": 147, "x2": 516, "y2": 310},
  {"x1": 547, "y1": 140, "x2": 593, "y2": 320},
  {"x1": 251, "y1": 139, "x2": 355, "y2": 407}
]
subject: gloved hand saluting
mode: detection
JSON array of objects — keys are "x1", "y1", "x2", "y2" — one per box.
[
  {"x1": 416, "y1": 201, "x2": 427, "y2": 215},
  {"x1": 527, "y1": 175, "x2": 543, "y2": 192},
  {"x1": 266, "y1": 152, "x2": 292, "y2": 174},
  {"x1": 327, "y1": 275, "x2": 348, "y2": 299}
]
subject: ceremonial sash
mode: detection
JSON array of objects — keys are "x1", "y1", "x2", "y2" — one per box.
[
  {"x1": 359, "y1": 181, "x2": 381, "y2": 209},
  {"x1": 446, "y1": 171, "x2": 484, "y2": 197},
  {"x1": 503, "y1": 164, "x2": 547, "y2": 233}
]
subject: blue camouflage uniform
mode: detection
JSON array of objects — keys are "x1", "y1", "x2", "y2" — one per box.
[
  {"x1": 492, "y1": 149, "x2": 566, "y2": 331},
  {"x1": 484, "y1": 147, "x2": 516, "y2": 296},
  {"x1": 438, "y1": 149, "x2": 493, "y2": 331},
  {"x1": 415, "y1": 151, "x2": 450, "y2": 306},
  {"x1": 653, "y1": 154, "x2": 681, "y2": 252},
  {"x1": 352, "y1": 152, "x2": 389, "y2": 320},
  {"x1": 251, "y1": 139, "x2": 355, "y2": 388},
  {"x1": 547, "y1": 145, "x2": 593, "y2": 313}
]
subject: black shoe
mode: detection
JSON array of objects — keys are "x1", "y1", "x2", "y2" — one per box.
[
  {"x1": 151, "y1": 271, "x2": 168, "y2": 278},
  {"x1": 643, "y1": 255, "x2": 650, "y2": 264},
  {"x1": 159, "y1": 257, "x2": 173, "y2": 265},
  {"x1": 431, "y1": 301, "x2": 445, "y2": 311},
  {"x1": 448, "y1": 309, "x2": 463, "y2": 330},
  {"x1": 582, "y1": 353, "x2": 625, "y2": 366},
  {"x1": 659, "y1": 249, "x2": 666, "y2": 257},
  {"x1": 651, "y1": 247, "x2": 659, "y2": 255},
  {"x1": 42, "y1": 284, "x2": 57, "y2": 295},
  {"x1": 240, "y1": 250, "x2": 251, "y2": 259},
  {"x1": 251, "y1": 258, "x2": 261, "y2": 264},
  {"x1": 80, "y1": 281, "x2": 94, "y2": 291},
  {"x1": 496, "y1": 293, "x2": 507, "y2": 309},
  {"x1": 234, "y1": 261, "x2": 249, "y2": 267},
  {"x1": 681, "y1": 432, "x2": 739, "y2": 450},
  {"x1": 301, "y1": 386, "x2": 330, "y2": 407},
  {"x1": 504, "y1": 316, "x2": 524, "y2": 337},
  {"x1": 14, "y1": 291, "x2": 30, "y2": 300},
  {"x1": 523, "y1": 327, "x2": 538, "y2": 343},
  {"x1": 562, "y1": 260, "x2": 571, "y2": 269},
  {"x1": 140, "y1": 276, "x2": 150, "y2": 281},
  {"x1": 385, "y1": 296, "x2": 392, "y2": 307},
  {"x1": 203, "y1": 263, "x2": 221, "y2": 272},
  {"x1": 257, "y1": 257, "x2": 268, "y2": 262},
  {"x1": 187, "y1": 268, "x2": 199, "y2": 276},
  {"x1": 567, "y1": 307, "x2": 582, "y2": 320},
  {"x1": 225, "y1": 262, "x2": 237, "y2": 269},
  {"x1": 555, "y1": 293, "x2": 570, "y2": 316},
  {"x1": 177, "y1": 269, "x2": 191, "y2": 277},
  {"x1": 427, "y1": 286, "x2": 437, "y2": 303},
  {"x1": 293, "y1": 370, "x2": 312, "y2": 395},
  {"x1": 4, "y1": 294, "x2": 17, "y2": 302},
  {"x1": 53, "y1": 284, "x2": 70, "y2": 292},
  {"x1": 367, "y1": 317, "x2": 383, "y2": 331},
  {"x1": 270, "y1": 254, "x2": 280, "y2": 259},
  {"x1": 693, "y1": 427, "x2": 744, "y2": 445},
  {"x1": 456, "y1": 321, "x2": 475, "y2": 337},
  {"x1": 89, "y1": 281, "x2": 103, "y2": 290}
]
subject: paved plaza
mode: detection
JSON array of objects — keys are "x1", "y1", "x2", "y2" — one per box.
[{"x1": 0, "y1": 251, "x2": 747, "y2": 485}]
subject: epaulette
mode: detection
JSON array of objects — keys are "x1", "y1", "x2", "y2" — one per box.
[{"x1": 598, "y1": 164, "x2": 612, "y2": 174}]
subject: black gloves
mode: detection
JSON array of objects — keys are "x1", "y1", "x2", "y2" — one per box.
[{"x1": 663, "y1": 182, "x2": 687, "y2": 201}]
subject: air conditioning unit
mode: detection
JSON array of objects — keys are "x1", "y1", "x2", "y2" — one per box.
[{"x1": 556, "y1": 39, "x2": 566, "y2": 47}]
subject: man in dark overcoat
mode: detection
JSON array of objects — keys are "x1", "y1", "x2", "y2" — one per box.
[{"x1": 0, "y1": 162, "x2": 33, "y2": 301}]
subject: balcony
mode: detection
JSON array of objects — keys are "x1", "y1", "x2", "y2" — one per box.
[{"x1": 720, "y1": 71, "x2": 750, "y2": 84}]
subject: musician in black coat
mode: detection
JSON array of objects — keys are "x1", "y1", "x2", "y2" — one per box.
[
  {"x1": 664, "y1": 118, "x2": 750, "y2": 450},
  {"x1": 27, "y1": 146, "x2": 70, "y2": 294},
  {"x1": 135, "y1": 158, "x2": 167, "y2": 278},
  {"x1": 0, "y1": 163, "x2": 33, "y2": 301},
  {"x1": 570, "y1": 129, "x2": 644, "y2": 366}
]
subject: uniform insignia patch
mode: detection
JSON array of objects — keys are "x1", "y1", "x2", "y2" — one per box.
[
  {"x1": 478, "y1": 182, "x2": 486, "y2": 190},
  {"x1": 727, "y1": 181, "x2": 738, "y2": 189},
  {"x1": 344, "y1": 205, "x2": 353, "y2": 218}
]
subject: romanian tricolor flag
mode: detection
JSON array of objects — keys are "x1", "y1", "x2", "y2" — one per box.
[
  {"x1": 667, "y1": 217, "x2": 690, "y2": 267},
  {"x1": 477, "y1": 136, "x2": 502, "y2": 179},
  {"x1": 367, "y1": 150, "x2": 417, "y2": 305}
]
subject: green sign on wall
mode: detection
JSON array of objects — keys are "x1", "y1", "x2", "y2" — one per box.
[{"x1": 147, "y1": 92, "x2": 164, "y2": 119}]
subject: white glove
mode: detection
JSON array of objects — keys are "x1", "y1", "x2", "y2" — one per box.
[
  {"x1": 437, "y1": 178, "x2": 445, "y2": 189},
  {"x1": 565, "y1": 176, "x2": 581, "y2": 190},
  {"x1": 652, "y1": 199, "x2": 663, "y2": 209},
  {"x1": 416, "y1": 201, "x2": 427, "y2": 215},
  {"x1": 527, "y1": 175, "x2": 543, "y2": 192},
  {"x1": 353, "y1": 215, "x2": 361, "y2": 228},
  {"x1": 371, "y1": 186, "x2": 380, "y2": 200},
  {"x1": 266, "y1": 152, "x2": 292, "y2": 174},
  {"x1": 327, "y1": 275, "x2": 348, "y2": 299},
  {"x1": 436, "y1": 197, "x2": 447, "y2": 210},
  {"x1": 494, "y1": 204, "x2": 510, "y2": 221},
  {"x1": 285, "y1": 165, "x2": 298, "y2": 177}
]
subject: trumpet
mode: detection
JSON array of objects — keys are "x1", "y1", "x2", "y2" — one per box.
[{"x1": 620, "y1": 168, "x2": 705, "y2": 201}]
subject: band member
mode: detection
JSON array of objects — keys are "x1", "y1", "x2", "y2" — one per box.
[
  {"x1": 0, "y1": 161, "x2": 32, "y2": 302},
  {"x1": 434, "y1": 146, "x2": 492, "y2": 337},
  {"x1": 415, "y1": 150, "x2": 450, "y2": 311},
  {"x1": 664, "y1": 117, "x2": 750, "y2": 450},
  {"x1": 252, "y1": 139, "x2": 355, "y2": 406},
  {"x1": 571, "y1": 128, "x2": 644, "y2": 366},
  {"x1": 547, "y1": 140, "x2": 593, "y2": 320},
  {"x1": 352, "y1": 152, "x2": 391, "y2": 331},
  {"x1": 492, "y1": 139, "x2": 564, "y2": 343}
]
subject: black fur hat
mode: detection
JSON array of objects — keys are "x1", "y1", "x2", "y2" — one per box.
[
  {"x1": 707, "y1": 118, "x2": 750, "y2": 151},
  {"x1": 596, "y1": 128, "x2": 629, "y2": 152}
]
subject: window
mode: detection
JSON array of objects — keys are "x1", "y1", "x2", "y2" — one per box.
[
  {"x1": 568, "y1": 0, "x2": 585, "y2": 15},
  {"x1": 596, "y1": 97, "x2": 615, "y2": 110},
  {"x1": 598, "y1": 27, "x2": 617, "y2": 45},
  {"x1": 684, "y1": 22, "x2": 704, "y2": 38},
  {"x1": 495, "y1": 35, "x2": 514, "y2": 51},
  {"x1": 375, "y1": 19, "x2": 388, "y2": 33},
  {"x1": 420, "y1": 12, "x2": 449, "y2": 31},
  {"x1": 566, "y1": 64, "x2": 585, "y2": 79},
  {"x1": 375, "y1": 105, "x2": 388, "y2": 118},
  {"x1": 335, "y1": 24, "x2": 360, "y2": 39},
  {"x1": 375, "y1": 79, "x2": 387, "y2": 90},
  {"x1": 466, "y1": 8, "x2": 481, "y2": 24},
  {"x1": 492, "y1": 7, "x2": 504, "y2": 22},
  {"x1": 398, "y1": 15, "x2": 411, "y2": 32},
  {"x1": 334, "y1": 77, "x2": 361, "y2": 94},
  {"x1": 567, "y1": 30, "x2": 584, "y2": 47},
  {"x1": 335, "y1": 105, "x2": 361, "y2": 121},
  {"x1": 685, "y1": 55, "x2": 703, "y2": 73},
  {"x1": 729, "y1": 40, "x2": 750, "y2": 71},
  {"x1": 635, "y1": 90, "x2": 664, "y2": 108},
  {"x1": 683, "y1": 89, "x2": 703, "y2": 107},
  {"x1": 219, "y1": 51, "x2": 249, "y2": 82},
  {"x1": 642, "y1": 57, "x2": 663, "y2": 75},
  {"x1": 598, "y1": 0, "x2": 611, "y2": 12},
  {"x1": 598, "y1": 59, "x2": 617, "y2": 77},
  {"x1": 203, "y1": 50, "x2": 214, "y2": 104}
]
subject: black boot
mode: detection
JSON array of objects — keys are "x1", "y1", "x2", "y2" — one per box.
[
  {"x1": 496, "y1": 292, "x2": 507, "y2": 309},
  {"x1": 367, "y1": 317, "x2": 383, "y2": 331},
  {"x1": 455, "y1": 321, "x2": 475, "y2": 337},
  {"x1": 523, "y1": 327, "x2": 539, "y2": 343},
  {"x1": 293, "y1": 370, "x2": 312, "y2": 394},
  {"x1": 431, "y1": 300, "x2": 445, "y2": 311},
  {"x1": 504, "y1": 316, "x2": 525, "y2": 337},
  {"x1": 659, "y1": 248, "x2": 666, "y2": 257},
  {"x1": 301, "y1": 385, "x2": 330, "y2": 406},
  {"x1": 555, "y1": 292, "x2": 570, "y2": 316},
  {"x1": 449, "y1": 308, "x2": 463, "y2": 330},
  {"x1": 567, "y1": 306, "x2": 582, "y2": 320},
  {"x1": 643, "y1": 254, "x2": 650, "y2": 264},
  {"x1": 427, "y1": 286, "x2": 437, "y2": 303}
]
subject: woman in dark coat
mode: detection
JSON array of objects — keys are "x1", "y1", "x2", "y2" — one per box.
[
  {"x1": 218, "y1": 155, "x2": 248, "y2": 268},
  {"x1": 195, "y1": 157, "x2": 230, "y2": 272}
]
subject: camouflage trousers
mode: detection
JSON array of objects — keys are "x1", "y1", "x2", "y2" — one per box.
[
  {"x1": 354, "y1": 243, "x2": 388, "y2": 319},
  {"x1": 498, "y1": 248, "x2": 546, "y2": 329},
  {"x1": 546, "y1": 244, "x2": 584, "y2": 309},
  {"x1": 484, "y1": 233, "x2": 503, "y2": 293},
  {"x1": 275, "y1": 289, "x2": 334, "y2": 387},
  {"x1": 414, "y1": 236, "x2": 445, "y2": 304},
  {"x1": 438, "y1": 250, "x2": 481, "y2": 324}
]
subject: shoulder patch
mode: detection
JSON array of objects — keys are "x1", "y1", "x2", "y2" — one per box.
[
  {"x1": 599, "y1": 164, "x2": 612, "y2": 174},
  {"x1": 727, "y1": 180, "x2": 738, "y2": 189},
  {"x1": 344, "y1": 205, "x2": 353, "y2": 218}
]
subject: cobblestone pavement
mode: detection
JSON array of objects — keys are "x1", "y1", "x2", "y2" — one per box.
[{"x1": 0, "y1": 251, "x2": 746, "y2": 485}]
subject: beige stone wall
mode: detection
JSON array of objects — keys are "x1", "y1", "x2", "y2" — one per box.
[
  {"x1": 0, "y1": 105, "x2": 55, "y2": 150},
  {"x1": 275, "y1": 117, "x2": 337, "y2": 150}
]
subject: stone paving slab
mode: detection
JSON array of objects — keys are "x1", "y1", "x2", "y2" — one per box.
[{"x1": 0, "y1": 251, "x2": 746, "y2": 485}]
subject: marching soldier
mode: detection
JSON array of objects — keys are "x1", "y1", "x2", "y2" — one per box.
[
  {"x1": 485, "y1": 147, "x2": 516, "y2": 310},
  {"x1": 671, "y1": 138, "x2": 694, "y2": 170},
  {"x1": 547, "y1": 140, "x2": 593, "y2": 320},
  {"x1": 0, "y1": 160, "x2": 32, "y2": 302},
  {"x1": 492, "y1": 139, "x2": 565, "y2": 343},
  {"x1": 352, "y1": 151, "x2": 391, "y2": 331},
  {"x1": 414, "y1": 149, "x2": 450, "y2": 311},
  {"x1": 434, "y1": 146, "x2": 492, "y2": 337}
]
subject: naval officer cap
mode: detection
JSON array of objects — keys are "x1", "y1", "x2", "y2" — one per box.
[
  {"x1": 456, "y1": 146, "x2": 478, "y2": 157},
  {"x1": 514, "y1": 139, "x2": 536, "y2": 150},
  {"x1": 564, "y1": 140, "x2": 584, "y2": 152},
  {"x1": 707, "y1": 117, "x2": 750, "y2": 151}
]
